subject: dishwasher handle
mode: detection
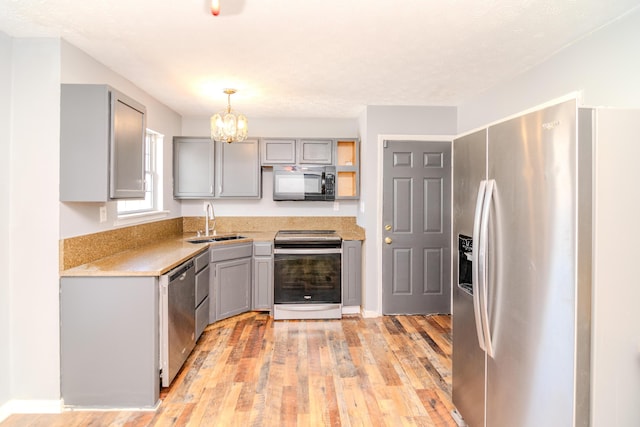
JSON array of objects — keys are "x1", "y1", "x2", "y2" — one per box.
[{"x1": 168, "y1": 260, "x2": 194, "y2": 282}]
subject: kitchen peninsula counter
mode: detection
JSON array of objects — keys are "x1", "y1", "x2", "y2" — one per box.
[{"x1": 60, "y1": 232, "x2": 270, "y2": 277}]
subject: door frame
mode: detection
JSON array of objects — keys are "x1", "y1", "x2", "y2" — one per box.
[{"x1": 371, "y1": 134, "x2": 455, "y2": 317}]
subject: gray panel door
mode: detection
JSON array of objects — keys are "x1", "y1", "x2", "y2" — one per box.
[{"x1": 382, "y1": 140, "x2": 451, "y2": 314}]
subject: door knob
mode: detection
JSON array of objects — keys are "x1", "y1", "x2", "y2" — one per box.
[
  {"x1": 385, "y1": 237, "x2": 392, "y2": 244},
  {"x1": 385, "y1": 224, "x2": 392, "y2": 231}
]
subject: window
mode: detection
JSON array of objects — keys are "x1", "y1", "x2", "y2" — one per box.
[{"x1": 117, "y1": 130, "x2": 164, "y2": 216}]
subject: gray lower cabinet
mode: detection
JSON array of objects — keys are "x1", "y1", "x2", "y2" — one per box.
[
  {"x1": 209, "y1": 243, "x2": 253, "y2": 322},
  {"x1": 173, "y1": 136, "x2": 215, "y2": 199},
  {"x1": 194, "y1": 249, "x2": 210, "y2": 340},
  {"x1": 252, "y1": 241, "x2": 273, "y2": 311},
  {"x1": 60, "y1": 84, "x2": 147, "y2": 202},
  {"x1": 341, "y1": 240, "x2": 362, "y2": 307},
  {"x1": 60, "y1": 276, "x2": 159, "y2": 408},
  {"x1": 215, "y1": 138, "x2": 261, "y2": 198}
]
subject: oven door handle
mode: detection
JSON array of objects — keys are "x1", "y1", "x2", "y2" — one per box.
[{"x1": 274, "y1": 248, "x2": 342, "y2": 255}]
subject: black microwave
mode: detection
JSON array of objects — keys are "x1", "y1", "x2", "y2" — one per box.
[{"x1": 273, "y1": 165, "x2": 335, "y2": 201}]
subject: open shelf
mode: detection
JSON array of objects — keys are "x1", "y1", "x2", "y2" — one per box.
[
  {"x1": 337, "y1": 171, "x2": 357, "y2": 198},
  {"x1": 337, "y1": 140, "x2": 357, "y2": 166}
]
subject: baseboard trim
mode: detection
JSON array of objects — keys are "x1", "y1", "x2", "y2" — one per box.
[
  {"x1": 0, "y1": 399, "x2": 63, "y2": 422},
  {"x1": 361, "y1": 309, "x2": 381, "y2": 318},
  {"x1": 63, "y1": 400, "x2": 160, "y2": 412},
  {"x1": 341, "y1": 306, "x2": 361, "y2": 315}
]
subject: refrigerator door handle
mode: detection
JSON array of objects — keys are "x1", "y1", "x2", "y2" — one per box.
[
  {"x1": 472, "y1": 180, "x2": 487, "y2": 352},
  {"x1": 478, "y1": 179, "x2": 495, "y2": 358}
]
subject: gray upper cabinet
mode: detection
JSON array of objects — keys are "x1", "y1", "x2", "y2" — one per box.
[
  {"x1": 335, "y1": 139, "x2": 360, "y2": 199},
  {"x1": 60, "y1": 84, "x2": 146, "y2": 202},
  {"x1": 261, "y1": 138, "x2": 334, "y2": 165},
  {"x1": 298, "y1": 139, "x2": 333, "y2": 164},
  {"x1": 260, "y1": 138, "x2": 296, "y2": 165},
  {"x1": 215, "y1": 138, "x2": 261, "y2": 198},
  {"x1": 173, "y1": 137, "x2": 215, "y2": 199}
]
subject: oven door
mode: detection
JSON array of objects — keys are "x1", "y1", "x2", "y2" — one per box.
[{"x1": 274, "y1": 248, "x2": 341, "y2": 303}]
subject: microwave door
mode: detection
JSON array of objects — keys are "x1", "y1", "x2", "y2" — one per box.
[{"x1": 274, "y1": 173, "x2": 305, "y2": 200}]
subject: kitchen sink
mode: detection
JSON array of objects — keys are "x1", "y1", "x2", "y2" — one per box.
[{"x1": 187, "y1": 234, "x2": 247, "y2": 244}]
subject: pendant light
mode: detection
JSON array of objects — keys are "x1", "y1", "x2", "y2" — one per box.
[{"x1": 210, "y1": 88, "x2": 248, "y2": 144}]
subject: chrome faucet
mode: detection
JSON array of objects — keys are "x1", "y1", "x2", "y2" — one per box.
[{"x1": 204, "y1": 202, "x2": 216, "y2": 236}]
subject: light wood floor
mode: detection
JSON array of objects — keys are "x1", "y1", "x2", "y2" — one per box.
[{"x1": 2, "y1": 312, "x2": 456, "y2": 427}]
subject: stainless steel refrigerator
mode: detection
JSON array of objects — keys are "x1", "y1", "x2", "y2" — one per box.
[{"x1": 452, "y1": 99, "x2": 592, "y2": 427}]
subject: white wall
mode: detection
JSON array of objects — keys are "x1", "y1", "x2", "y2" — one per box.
[
  {"x1": 181, "y1": 116, "x2": 360, "y2": 217},
  {"x1": 590, "y1": 109, "x2": 640, "y2": 427},
  {"x1": 360, "y1": 106, "x2": 458, "y2": 315},
  {"x1": 59, "y1": 41, "x2": 183, "y2": 238},
  {"x1": 0, "y1": 31, "x2": 13, "y2": 414},
  {"x1": 457, "y1": 7, "x2": 640, "y2": 132},
  {"x1": 7, "y1": 37, "x2": 61, "y2": 409}
]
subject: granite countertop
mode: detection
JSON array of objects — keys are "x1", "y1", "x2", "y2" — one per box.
[
  {"x1": 60, "y1": 227, "x2": 364, "y2": 278},
  {"x1": 60, "y1": 237, "x2": 212, "y2": 277}
]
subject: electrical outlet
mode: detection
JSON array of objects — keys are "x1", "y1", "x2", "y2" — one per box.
[
  {"x1": 99, "y1": 205, "x2": 107, "y2": 223},
  {"x1": 333, "y1": 201, "x2": 339, "y2": 211}
]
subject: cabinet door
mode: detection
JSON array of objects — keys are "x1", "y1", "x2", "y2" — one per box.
[
  {"x1": 342, "y1": 240, "x2": 362, "y2": 306},
  {"x1": 252, "y1": 242, "x2": 273, "y2": 311},
  {"x1": 173, "y1": 137, "x2": 215, "y2": 199},
  {"x1": 298, "y1": 139, "x2": 333, "y2": 164},
  {"x1": 215, "y1": 138, "x2": 261, "y2": 198},
  {"x1": 260, "y1": 138, "x2": 296, "y2": 165},
  {"x1": 214, "y1": 257, "x2": 252, "y2": 320},
  {"x1": 253, "y1": 257, "x2": 273, "y2": 310},
  {"x1": 109, "y1": 90, "x2": 146, "y2": 199},
  {"x1": 60, "y1": 84, "x2": 146, "y2": 202}
]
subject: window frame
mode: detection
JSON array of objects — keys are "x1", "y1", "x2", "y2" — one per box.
[{"x1": 116, "y1": 129, "x2": 164, "y2": 219}]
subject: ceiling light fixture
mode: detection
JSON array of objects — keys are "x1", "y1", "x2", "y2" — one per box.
[
  {"x1": 211, "y1": 0, "x2": 220, "y2": 16},
  {"x1": 210, "y1": 88, "x2": 248, "y2": 144}
]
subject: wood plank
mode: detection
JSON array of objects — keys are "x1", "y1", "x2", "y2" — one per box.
[{"x1": 2, "y1": 313, "x2": 455, "y2": 427}]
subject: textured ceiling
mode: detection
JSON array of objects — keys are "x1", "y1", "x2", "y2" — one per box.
[{"x1": 0, "y1": 0, "x2": 639, "y2": 118}]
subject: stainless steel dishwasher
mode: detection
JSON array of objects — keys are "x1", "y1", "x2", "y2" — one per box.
[{"x1": 159, "y1": 258, "x2": 196, "y2": 387}]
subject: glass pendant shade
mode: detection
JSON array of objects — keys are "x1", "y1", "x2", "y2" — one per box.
[{"x1": 210, "y1": 89, "x2": 248, "y2": 144}]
